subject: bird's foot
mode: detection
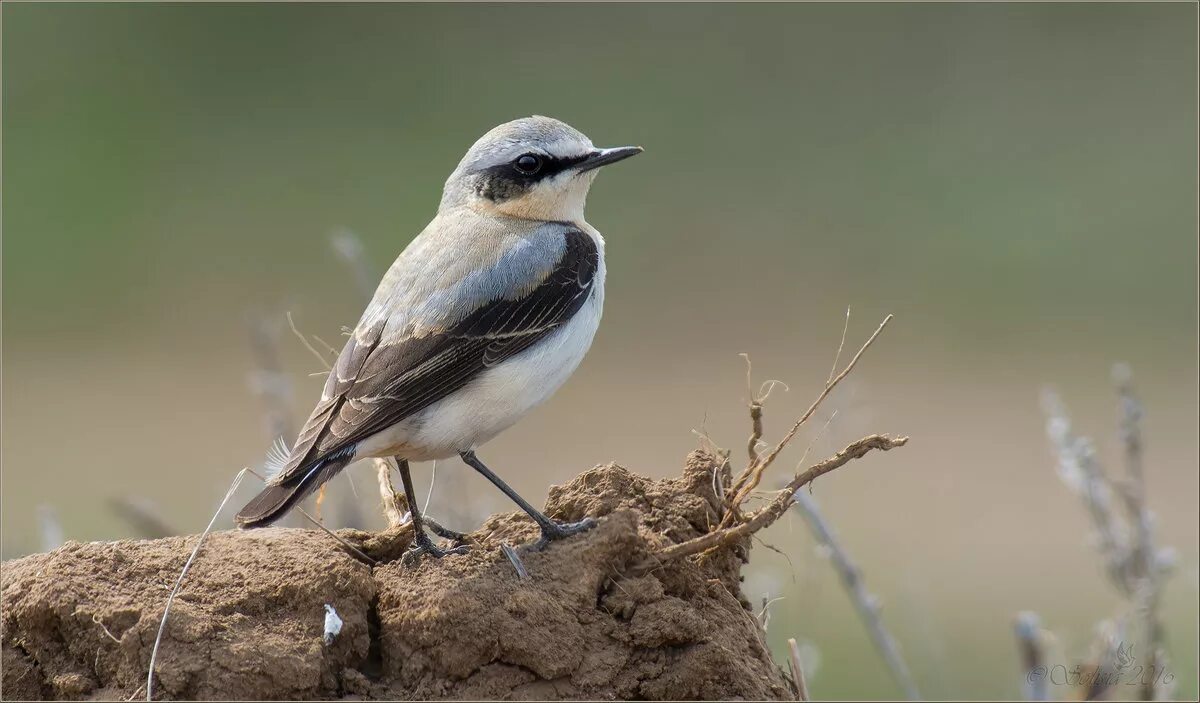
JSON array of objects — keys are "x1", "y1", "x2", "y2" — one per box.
[
  {"x1": 529, "y1": 517, "x2": 598, "y2": 552},
  {"x1": 401, "y1": 531, "x2": 469, "y2": 567}
]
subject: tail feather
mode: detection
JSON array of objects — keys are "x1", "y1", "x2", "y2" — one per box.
[{"x1": 236, "y1": 447, "x2": 356, "y2": 528}]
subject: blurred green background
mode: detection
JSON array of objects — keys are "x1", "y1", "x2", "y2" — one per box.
[{"x1": 3, "y1": 3, "x2": 1197, "y2": 699}]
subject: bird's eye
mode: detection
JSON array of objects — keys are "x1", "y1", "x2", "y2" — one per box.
[{"x1": 514, "y1": 153, "x2": 543, "y2": 175}]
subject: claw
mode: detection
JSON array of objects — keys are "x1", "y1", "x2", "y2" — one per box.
[
  {"x1": 529, "y1": 517, "x2": 597, "y2": 551},
  {"x1": 401, "y1": 533, "x2": 470, "y2": 567}
]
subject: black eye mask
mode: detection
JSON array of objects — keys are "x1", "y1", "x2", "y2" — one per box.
[{"x1": 475, "y1": 152, "x2": 591, "y2": 202}]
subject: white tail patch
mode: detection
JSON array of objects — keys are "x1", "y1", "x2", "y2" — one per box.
[{"x1": 264, "y1": 436, "x2": 292, "y2": 481}]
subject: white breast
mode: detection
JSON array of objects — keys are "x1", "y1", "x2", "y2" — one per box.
[{"x1": 354, "y1": 255, "x2": 606, "y2": 463}]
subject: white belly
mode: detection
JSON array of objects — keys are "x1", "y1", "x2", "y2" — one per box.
[{"x1": 353, "y1": 275, "x2": 604, "y2": 462}]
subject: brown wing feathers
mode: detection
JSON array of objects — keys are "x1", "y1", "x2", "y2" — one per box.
[{"x1": 235, "y1": 230, "x2": 598, "y2": 527}]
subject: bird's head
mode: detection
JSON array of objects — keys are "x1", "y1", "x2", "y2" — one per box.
[{"x1": 440, "y1": 116, "x2": 641, "y2": 222}]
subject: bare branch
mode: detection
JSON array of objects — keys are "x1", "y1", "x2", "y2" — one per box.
[
  {"x1": 1112, "y1": 364, "x2": 1166, "y2": 702},
  {"x1": 1041, "y1": 389, "x2": 1130, "y2": 592},
  {"x1": 1039, "y1": 368, "x2": 1175, "y2": 702},
  {"x1": 1113, "y1": 363, "x2": 1154, "y2": 585},
  {"x1": 795, "y1": 489, "x2": 919, "y2": 699},
  {"x1": 727, "y1": 315, "x2": 892, "y2": 513},
  {"x1": 649, "y1": 434, "x2": 907, "y2": 565}
]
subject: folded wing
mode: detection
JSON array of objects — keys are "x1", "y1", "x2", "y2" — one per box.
[{"x1": 252, "y1": 227, "x2": 598, "y2": 500}]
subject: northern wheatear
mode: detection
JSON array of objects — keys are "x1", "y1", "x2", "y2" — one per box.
[{"x1": 236, "y1": 116, "x2": 641, "y2": 558}]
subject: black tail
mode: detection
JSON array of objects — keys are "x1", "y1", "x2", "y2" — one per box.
[{"x1": 235, "y1": 449, "x2": 356, "y2": 528}]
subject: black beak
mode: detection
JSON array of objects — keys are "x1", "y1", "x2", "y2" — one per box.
[{"x1": 577, "y1": 146, "x2": 643, "y2": 173}]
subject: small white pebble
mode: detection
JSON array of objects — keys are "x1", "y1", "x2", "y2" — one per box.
[{"x1": 323, "y1": 604, "x2": 343, "y2": 646}]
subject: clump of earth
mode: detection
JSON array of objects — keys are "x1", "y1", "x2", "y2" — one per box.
[{"x1": 2, "y1": 451, "x2": 792, "y2": 700}]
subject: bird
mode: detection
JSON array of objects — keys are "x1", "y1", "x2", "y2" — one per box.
[{"x1": 236, "y1": 116, "x2": 641, "y2": 559}]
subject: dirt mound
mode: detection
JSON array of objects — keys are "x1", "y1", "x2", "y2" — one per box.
[{"x1": 2, "y1": 451, "x2": 792, "y2": 700}]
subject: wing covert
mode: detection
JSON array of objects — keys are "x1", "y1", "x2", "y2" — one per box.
[{"x1": 270, "y1": 227, "x2": 598, "y2": 484}]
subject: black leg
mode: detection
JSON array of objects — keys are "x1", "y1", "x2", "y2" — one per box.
[
  {"x1": 397, "y1": 458, "x2": 468, "y2": 564},
  {"x1": 459, "y1": 450, "x2": 596, "y2": 550}
]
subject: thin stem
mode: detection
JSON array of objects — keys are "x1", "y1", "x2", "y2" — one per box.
[
  {"x1": 648, "y1": 434, "x2": 907, "y2": 566},
  {"x1": 794, "y1": 489, "x2": 920, "y2": 700}
]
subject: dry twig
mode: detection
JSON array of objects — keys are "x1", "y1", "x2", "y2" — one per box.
[
  {"x1": 1111, "y1": 365, "x2": 1167, "y2": 701},
  {"x1": 641, "y1": 312, "x2": 905, "y2": 579},
  {"x1": 296, "y1": 506, "x2": 378, "y2": 566},
  {"x1": 744, "y1": 354, "x2": 766, "y2": 466},
  {"x1": 376, "y1": 458, "x2": 409, "y2": 529},
  {"x1": 647, "y1": 434, "x2": 907, "y2": 567},
  {"x1": 147, "y1": 468, "x2": 249, "y2": 701},
  {"x1": 794, "y1": 488, "x2": 919, "y2": 699},
  {"x1": 1038, "y1": 366, "x2": 1175, "y2": 701},
  {"x1": 81, "y1": 610, "x2": 122, "y2": 644},
  {"x1": 757, "y1": 594, "x2": 785, "y2": 631},
  {"x1": 671, "y1": 315, "x2": 909, "y2": 699},
  {"x1": 1042, "y1": 389, "x2": 1129, "y2": 590},
  {"x1": 501, "y1": 543, "x2": 531, "y2": 580},
  {"x1": 740, "y1": 355, "x2": 787, "y2": 467},
  {"x1": 787, "y1": 637, "x2": 811, "y2": 702},
  {"x1": 242, "y1": 468, "x2": 378, "y2": 565},
  {"x1": 726, "y1": 314, "x2": 892, "y2": 519},
  {"x1": 826, "y1": 306, "x2": 851, "y2": 386},
  {"x1": 286, "y1": 310, "x2": 337, "y2": 372}
]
